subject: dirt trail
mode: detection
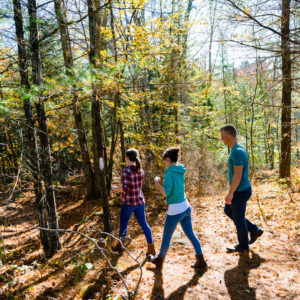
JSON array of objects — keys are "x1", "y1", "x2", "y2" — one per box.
[
  {"x1": 112, "y1": 180, "x2": 300, "y2": 299},
  {"x1": 0, "y1": 177, "x2": 299, "y2": 299}
]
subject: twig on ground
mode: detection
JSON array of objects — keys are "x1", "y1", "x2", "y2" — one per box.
[
  {"x1": 37, "y1": 226, "x2": 145, "y2": 299},
  {"x1": 255, "y1": 193, "x2": 274, "y2": 234},
  {"x1": 88, "y1": 228, "x2": 147, "y2": 296},
  {"x1": 286, "y1": 188, "x2": 295, "y2": 203}
]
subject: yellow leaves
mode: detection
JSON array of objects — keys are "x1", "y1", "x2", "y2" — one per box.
[
  {"x1": 232, "y1": 34, "x2": 252, "y2": 40},
  {"x1": 236, "y1": 8, "x2": 251, "y2": 21},
  {"x1": 243, "y1": 8, "x2": 251, "y2": 15},
  {"x1": 103, "y1": 78, "x2": 118, "y2": 92},
  {"x1": 99, "y1": 50, "x2": 110, "y2": 59},
  {"x1": 6, "y1": 145, "x2": 12, "y2": 155}
]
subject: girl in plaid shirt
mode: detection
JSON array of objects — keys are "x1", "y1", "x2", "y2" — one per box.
[{"x1": 110, "y1": 148, "x2": 155, "y2": 256}]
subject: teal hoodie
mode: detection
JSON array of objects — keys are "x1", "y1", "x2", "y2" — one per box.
[{"x1": 163, "y1": 163, "x2": 187, "y2": 204}]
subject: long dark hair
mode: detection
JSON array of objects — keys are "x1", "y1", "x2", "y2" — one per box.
[
  {"x1": 126, "y1": 148, "x2": 142, "y2": 172},
  {"x1": 162, "y1": 147, "x2": 180, "y2": 162}
]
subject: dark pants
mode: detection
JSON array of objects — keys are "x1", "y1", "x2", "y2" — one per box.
[{"x1": 224, "y1": 186, "x2": 260, "y2": 250}]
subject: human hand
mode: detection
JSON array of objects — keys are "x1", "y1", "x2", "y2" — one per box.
[
  {"x1": 110, "y1": 190, "x2": 115, "y2": 198},
  {"x1": 225, "y1": 193, "x2": 233, "y2": 204},
  {"x1": 154, "y1": 176, "x2": 161, "y2": 184}
]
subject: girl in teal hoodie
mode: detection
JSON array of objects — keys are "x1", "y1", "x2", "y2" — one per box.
[{"x1": 149, "y1": 147, "x2": 207, "y2": 270}]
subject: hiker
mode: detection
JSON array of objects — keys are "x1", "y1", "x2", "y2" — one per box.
[
  {"x1": 149, "y1": 147, "x2": 207, "y2": 270},
  {"x1": 110, "y1": 148, "x2": 155, "y2": 256},
  {"x1": 220, "y1": 124, "x2": 263, "y2": 253}
]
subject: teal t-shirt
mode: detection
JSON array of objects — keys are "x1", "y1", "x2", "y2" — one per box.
[{"x1": 228, "y1": 144, "x2": 251, "y2": 192}]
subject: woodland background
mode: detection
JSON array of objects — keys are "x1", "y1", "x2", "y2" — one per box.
[{"x1": 0, "y1": 0, "x2": 299, "y2": 299}]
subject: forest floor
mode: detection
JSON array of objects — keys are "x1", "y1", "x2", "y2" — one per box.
[{"x1": 0, "y1": 168, "x2": 299, "y2": 300}]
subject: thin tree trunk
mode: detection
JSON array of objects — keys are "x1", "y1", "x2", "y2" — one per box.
[
  {"x1": 249, "y1": 59, "x2": 259, "y2": 179},
  {"x1": 12, "y1": 0, "x2": 50, "y2": 252},
  {"x1": 106, "y1": 4, "x2": 121, "y2": 192},
  {"x1": 279, "y1": 0, "x2": 292, "y2": 179},
  {"x1": 0, "y1": 81, "x2": 3, "y2": 100},
  {"x1": 119, "y1": 120, "x2": 126, "y2": 164},
  {"x1": 88, "y1": 0, "x2": 112, "y2": 232},
  {"x1": 221, "y1": 42, "x2": 230, "y2": 154},
  {"x1": 296, "y1": 110, "x2": 300, "y2": 164},
  {"x1": 28, "y1": 0, "x2": 60, "y2": 255},
  {"x1": 244, "y1": 96, "x2": 248, "y2": 152},
  {"x1": 107, "y1": 93, "x2": 120, "y2": 191},
  {"x1": 54, "y1": 0, "x2": 95, "y2": 198},
  {"x1": 264, "y1": 109, "x2": 269, "y2": 166},
  {"x1": 208, "y1": 0, "x2": 217, "y2": 79}
]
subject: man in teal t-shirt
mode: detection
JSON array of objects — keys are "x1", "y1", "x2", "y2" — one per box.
[
  {"x1": 228, "y1": 144, "x2": 251, "y2": 192},
  {"x1": 221, "y1": 124, "x2": 263, "y2": 252}
]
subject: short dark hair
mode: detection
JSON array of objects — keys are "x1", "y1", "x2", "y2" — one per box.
[
  {"x1": 220, "y1": 124, "x2": 237, "y2": 137},
  {"x1": 162, "y1": 147, "x2": 180, "y2": 162}
]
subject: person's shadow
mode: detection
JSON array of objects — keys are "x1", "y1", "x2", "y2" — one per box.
[
  {"x1": 224, "y1": 251, "x2": 265, "y2": 300},
  {"x1": 150, "y1": 268, "x2": 165, "y2": 300},
  {"x1": 149, "y1": 267, "x2": 207, "y2": 300}
]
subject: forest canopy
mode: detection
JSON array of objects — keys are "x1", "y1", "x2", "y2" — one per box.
[{"x1": 0, "y1": 0, "x2": 299, "y2": 298}]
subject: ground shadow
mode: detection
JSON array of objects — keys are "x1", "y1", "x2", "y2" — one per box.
[
  {"x1": 224, "y1": 251, "x2": 265, "y2": 300},
  {"x1": 82, "y1": 250, "x2": 146, "y2": 299},
  {"x1": 148, "y1": 265, "x2": 207, "y2": 300},
  {"x1": 166, "y1": 268, "x2": 207, "y2": 300},
  {"x1": 0, "y1": 187, "x2": 165, "y2": 298},
  {"x1": 149, "y1": 267, "x2": 165, "y2": 300}
]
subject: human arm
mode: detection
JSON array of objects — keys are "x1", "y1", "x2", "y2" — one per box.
[
  {"x1": 225, "y1": 149, "x2": 244, "y2": 204},
  {"x1": 110, "y1": 185, "x2": 123, "y2": 194},
  {"x1": 154, "y1": 176, "x2": 166, "y2": 197},
  {"x1": 225, "y1": 165, "x2": 243, "y2": 204},
  {"x1": 110, "y1": 169, "x2": 129, "y2": 197}
]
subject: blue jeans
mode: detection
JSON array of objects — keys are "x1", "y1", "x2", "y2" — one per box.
[
  {"x1": 119, "y1": 203, "x2": 153, "y2": 244},
  {"x1": 224, "y1": 186, "x2": 260, "y2": 250},
  {"x1": 159, "y1": 207, "x2": 203, "y2": 257}
]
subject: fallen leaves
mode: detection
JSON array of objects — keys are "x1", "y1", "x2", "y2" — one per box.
[{"x1": 1, "y1": 171, "x2": 299, "y2": 299}]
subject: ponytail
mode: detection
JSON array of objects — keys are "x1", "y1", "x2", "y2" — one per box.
[
  {"x1": 135, "y1": 156, "x2": 141, "y2": 172},
  {"x1": 125, "y1": 148, "x2": 142, "y2": 172}
]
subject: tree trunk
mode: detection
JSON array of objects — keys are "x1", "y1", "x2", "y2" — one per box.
[
  {"x1": 28, "y1": 0, "x2": 60, "y2": 255},
  {"x1": 107, "y1": 92, "x2": 120, "y2": 192},
  {"x1": 279, "y1": 0, "x2": 292, "y2": 179},
  {"x1": 296, "y1": 110, "x2": 300, "y2": 164},
  {"x1": 106, "y1": 5, "x2": 122, "y2": 191},
  {"x1": 119, "y1": 120, "x2": 126, "y2": 164},
  {"x1": 13, "y1": 0, "x2": 50, "y2": 252},
  {"x1": 221, "y1": 42, "x2": 230, "y2": 154},
  {"x1": 54, "y1": 0, "x2": 95, "y2": 198},
  {"x1": 88, "y1": 0, "x2": 112, "y2": 232}
]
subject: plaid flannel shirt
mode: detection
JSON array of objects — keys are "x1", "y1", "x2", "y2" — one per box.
[{"x1": 121, "y1": 165, "x2": 145, "y2": 206}]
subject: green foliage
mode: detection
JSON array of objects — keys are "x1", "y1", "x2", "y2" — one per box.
[
  {"x1": 71, "y1": 252, "x2": 94, "y2": 284},
  {"x1": 0, "y1": 0, "x2": 298, "y2": 197}
]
